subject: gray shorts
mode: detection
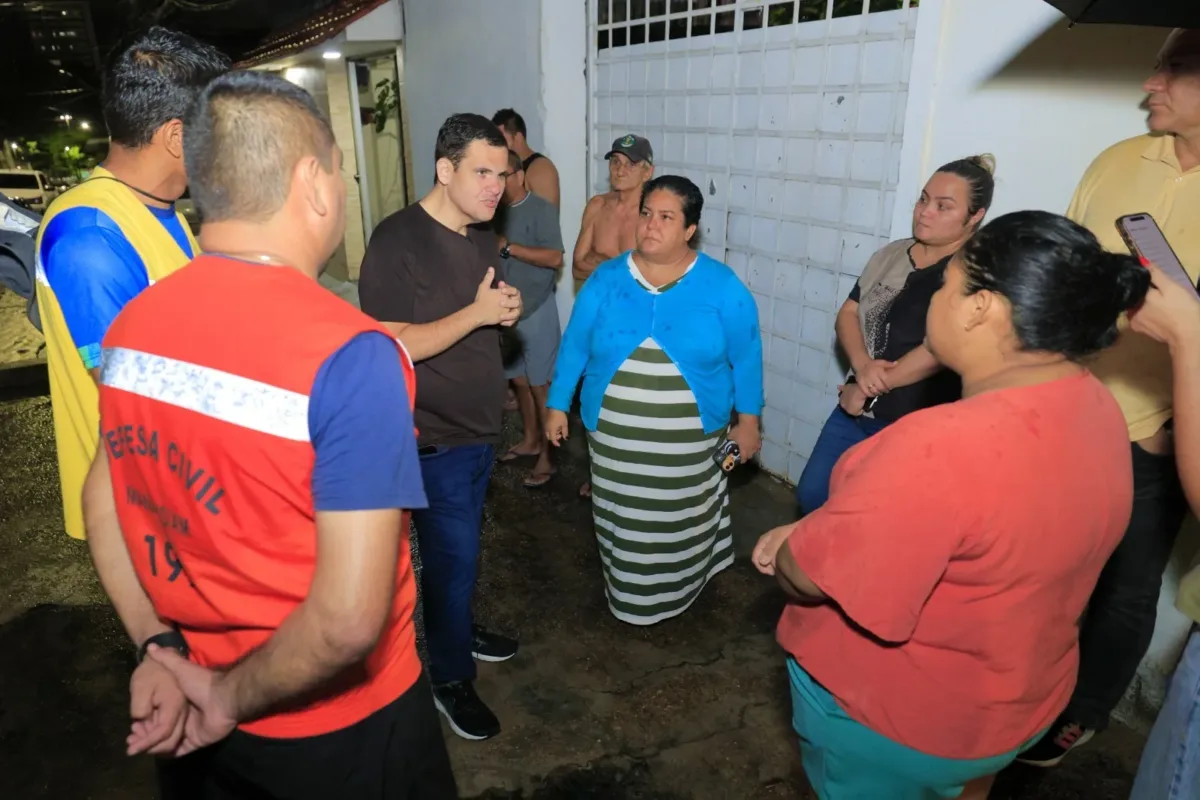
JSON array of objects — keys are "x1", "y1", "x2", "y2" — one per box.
[{"x1": 505, "y1": 296, "x2": 560, "y2": 387}]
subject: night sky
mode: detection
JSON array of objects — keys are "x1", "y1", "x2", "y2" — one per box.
[{"x1": 0, "y1": 0, "x2": 342, "y2": 138}]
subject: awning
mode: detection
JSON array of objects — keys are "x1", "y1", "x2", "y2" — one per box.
[
  {"x1": 236, "y1": 0, "x2": 391, "y2": 68},
  {"x1": 1042, "y1": 0, "x2": 1200, "y2": 28}
]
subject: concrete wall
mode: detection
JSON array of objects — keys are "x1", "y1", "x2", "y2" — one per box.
[
  {"x1": 893, "y1": 0, "x2": 1169, "y2": 230},
  {"x1": 542, "y1": 0, "x2": 588, "y2": 325},
  {"x1": 896, "y1": 0, "x2": 1196, "y2": 727},
  {"x1": 400, "y1": 0, "x2": 544, "y2": 193}
]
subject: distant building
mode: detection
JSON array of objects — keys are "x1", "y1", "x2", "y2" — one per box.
[{"x1": 24, "y1": 1, "x2": 100, "y2": 65}]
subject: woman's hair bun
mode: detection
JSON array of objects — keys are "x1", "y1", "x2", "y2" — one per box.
[
  {"x1": 1108, "y1": 251, "x2": 1151, "y2": 310},
  {"x1": 965, "y1": 153, "x2": 996, "y2": 176}
]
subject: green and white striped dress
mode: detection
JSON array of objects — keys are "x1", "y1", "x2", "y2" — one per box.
[{"x1": 587, "y1": 260, "x2": 733, "y2": 625}]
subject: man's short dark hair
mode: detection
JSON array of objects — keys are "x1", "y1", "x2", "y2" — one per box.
[
  {"x1": 184, "y1": 70, "x2": 337, "y2": 224},
  {"x1": 435, "y1": 113, "x2": 507, "y2": 168},
  {"x1": 507, "y1": 149, "x2": 523, "y2": 173},
  {"x1": 491, "y1": 108, "x2": 526, "y2": 138},
  {"x1": 102, "y1": 26, "x2": 230, "y2": 148}
]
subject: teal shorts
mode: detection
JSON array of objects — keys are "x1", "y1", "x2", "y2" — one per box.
[{"x1": 787, "y1": 658, "x2": 1042, "y2": 800}]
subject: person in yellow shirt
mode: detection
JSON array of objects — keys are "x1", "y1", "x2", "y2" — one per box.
[
  {"x1": 35, "y1": 27, "x2": 228, "y2": 540},
  {"x1": 1020, "y1": 28, "x2": 1200, "y2": 768}
]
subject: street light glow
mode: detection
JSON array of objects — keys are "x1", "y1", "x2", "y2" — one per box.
[{"x1": 79, "y1": 121, "x2": 90, "y2": 130}]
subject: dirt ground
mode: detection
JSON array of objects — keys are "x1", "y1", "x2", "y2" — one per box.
[
  {"x1": 0, "y1": 375, "x2": 1147, "y2": 799},
  {"x1": 0, "y1": 287, "x2": 44, "y2": 365}
]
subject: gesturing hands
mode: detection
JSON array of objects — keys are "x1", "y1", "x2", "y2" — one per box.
[{"x1": 473, "y1": 266, "x2": 522, "y2": 328}]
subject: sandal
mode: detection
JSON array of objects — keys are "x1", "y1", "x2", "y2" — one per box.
[
  {"x1": 523, "y1": 469, "x2": 557, "y2": 489},
  {"x1": 498, "y1": 446, "x2": 540, "y2": 463}
]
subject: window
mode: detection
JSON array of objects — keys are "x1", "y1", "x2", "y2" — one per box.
[
  {"x1": 0, "y1": 173, "x2": 43, "y2": 190},
  {"x1": 597, "y1": 0, "x2": 915, "y2": 50}
]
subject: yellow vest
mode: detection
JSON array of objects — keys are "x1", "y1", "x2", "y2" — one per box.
[{"x1": 34, "y1": 167, "x2": 198, "y2": 539}]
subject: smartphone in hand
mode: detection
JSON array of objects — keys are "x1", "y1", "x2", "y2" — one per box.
[
  {"x1": 1116, "y1": 213, "x2": 1196, "y2": 295},
  {"x1": 712, "y1": 438, "x2": 741, "y2": 473}
]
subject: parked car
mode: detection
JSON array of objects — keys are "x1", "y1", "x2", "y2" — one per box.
[{"x1": 0, "y1": 169, "x2": 54, "y2": 213}]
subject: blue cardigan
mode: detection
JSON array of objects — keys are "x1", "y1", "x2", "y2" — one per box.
[{"x1": 548, "y1": 251, "x2": 764, "y2": 434}]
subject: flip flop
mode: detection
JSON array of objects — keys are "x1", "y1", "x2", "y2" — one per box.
[
  {"x1": 498, "y1": 447, "x2": 540, "y2": 463},
  {"x1": 523, "y1": 469, "x2": 557, "y2": 489}
]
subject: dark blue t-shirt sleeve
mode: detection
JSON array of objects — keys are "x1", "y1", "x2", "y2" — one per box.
[
  {"x1": 308, "y1": 331, "x2": 427, "y2": 512},
  {"x1": 848, "y1": 282, "x2": 861, "y2": 303},
  {"x1": 39, "y1": 207, "x2": 150, "y2": 369}
]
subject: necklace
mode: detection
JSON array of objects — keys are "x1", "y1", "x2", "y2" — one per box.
[
  {"x1": 208, "y1": 251, "x2": 291, "y2": 267},
  {"x1": 93, "y1": 173, "x2": 176, "y2": 206}
]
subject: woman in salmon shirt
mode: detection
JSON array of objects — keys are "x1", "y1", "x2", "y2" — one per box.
[{"x1": 753, "y1": 210, "x2": 1149, "y2": 800}]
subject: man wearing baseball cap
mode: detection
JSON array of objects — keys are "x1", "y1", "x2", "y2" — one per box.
[
  {"x1": 568, "y1": 133, "x2": 655, "y2": 499},
  {"x1": 606, "y1": 133, "x2": 654, "y2": 166},
  {"x1": 574, "y1": 135, "x2": 655, "y2": 284}
]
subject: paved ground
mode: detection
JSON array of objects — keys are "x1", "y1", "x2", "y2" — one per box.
[{"x1": 0, "y1": 377, "x2": 1146, "y2": 799}]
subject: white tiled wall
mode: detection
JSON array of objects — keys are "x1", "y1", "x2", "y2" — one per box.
[{"x1": 589, "y1": 0, "x2": 919, "y2": 483}]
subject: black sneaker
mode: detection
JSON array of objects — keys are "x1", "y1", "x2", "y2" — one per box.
[
  {"x1": 471, "y1": 624, "x2": 518, "y2": 662},
  {"x1": 432, "y1": 680, "x2": 500, "y2": 741},
  {"x1": 1016, "y1": 717, "x2": 1095, "y2": 767}
]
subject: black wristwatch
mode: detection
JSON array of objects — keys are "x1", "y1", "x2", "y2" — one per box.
[
  {"x1": 137, "y1": 630, "x2": 189, "y2": 664},
  {"x1": 499, "y1": 243, "x2": 511, "y2": 259}
]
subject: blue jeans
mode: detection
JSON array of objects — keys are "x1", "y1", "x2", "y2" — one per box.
[
  {"x1": 412, "y1": 443, "x2": 495, "y2": 685},
  {"x1": 1131, "y1": 624, "x2": 1200, "y2": 800},
  {"x1": 795, "y1": 407, "x2": 889, "y2": 513}
]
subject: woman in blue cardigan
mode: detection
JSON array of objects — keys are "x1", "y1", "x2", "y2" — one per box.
[{"x1": 545, "y1": 175, "x2": 764, "y2": 625}]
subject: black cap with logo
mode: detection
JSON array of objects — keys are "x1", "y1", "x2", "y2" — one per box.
[{"x1": 605, "y1": 134, "x2": 654, "y2": 165}]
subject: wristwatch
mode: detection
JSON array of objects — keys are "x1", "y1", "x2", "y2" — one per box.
[
  {"x1": 137, "y1": 629, "x2": 189, "y2": 664},
  {"x1": 499, "y1": 243, "x2": 511, "y2": 259}
]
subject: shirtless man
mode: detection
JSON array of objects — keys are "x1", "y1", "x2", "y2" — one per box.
[
  {"x1": 493, "y1": 108, "x2": 560, "y2": 207},
  {"x1": 571, "y1": 134, "x2": 655, "y2": 497},
  {"x1": 572, "y1": 134, "x2": 655, "y2": 284}
]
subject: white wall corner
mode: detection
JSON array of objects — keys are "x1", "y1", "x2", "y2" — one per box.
[
  {"x1": 539, "y1": 0, "x2": 589, "y2": 327},
  {"x1": 345, "y1": 0, "x2": 404, "y2": 43},
  {"x1": 890, "y1": 0, "x2": 947, "y2": 239}
]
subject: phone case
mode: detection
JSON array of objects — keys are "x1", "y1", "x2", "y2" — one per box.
[
  {"x1": 1116, "y1": 213, "x2": 1195, "y2": 293},
  {"x1": 713, "y1": 438, "x2": 741, "y2": 473}
]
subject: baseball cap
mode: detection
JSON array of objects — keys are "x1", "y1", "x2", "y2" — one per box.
[{"x1": 605, "y1": 134, "x2": 654, "y2": 165}]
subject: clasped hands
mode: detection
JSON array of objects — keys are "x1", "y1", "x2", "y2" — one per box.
[
  {"x1": 839, "y1": 357, "x2": 895, "y2": 417},
  {"x1": 125, "y1": 646, "x2": 236, "y2": 759}
]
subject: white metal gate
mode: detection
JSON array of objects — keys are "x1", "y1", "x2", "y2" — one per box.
[{"x1": 587, "y1": 0, "x2": 919, "y2": 483}]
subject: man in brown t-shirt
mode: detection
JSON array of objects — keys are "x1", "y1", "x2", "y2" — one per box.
[{"x1": 359, "y1": 113, "x2": 522, "y2": 742}]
